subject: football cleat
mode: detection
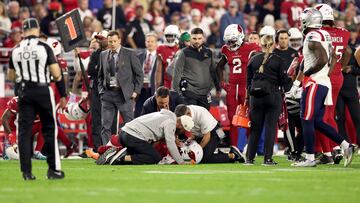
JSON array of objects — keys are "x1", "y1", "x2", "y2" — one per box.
[
  {"x1": 344, "y1": 145, "x2": 357, "y2": 167},
  {"x1": 315, "y1": 154, "x2": 334, "y2": 165},
  {"x1": 95, "y1": 147, "x2": 117, "y2": 165},
  {"x1": 332, "y1": 149, "x2": 343, "y2": 164},
  {"x1": 109, "y1": 148, "x2": 127, "y2": 165},
  {"x1": 291, "y1": 159, "x2": 316, "y2": 167},
  {"x1": 64, "y1": 143, "x2": 78, "y2": 158},
  {"x1": 230, "y1": 146, "x2": 245, "y2": 163},
  {"x1": 33, "y1": 151, "x2": 47, "y2": 160}
]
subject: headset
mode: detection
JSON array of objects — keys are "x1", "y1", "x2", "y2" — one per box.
[{"x1": 275, "y1": 29, "x2": 291, "y2": 44}]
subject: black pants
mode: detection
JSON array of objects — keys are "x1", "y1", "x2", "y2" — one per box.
[
  {"x1": 284, "y1": 113, "x2": 304, "y2": 154},
  {"x1": 90, "y1": 82, "x2": 102, "y2": 150},
  {"x1": 199, "y1": 127, "x2": 229, "y2": 163},
  {"x1": 18, "y1": 83, "x2": 61, "y2": 173},
  {"x1": 120, "y1": 131, "x2": 162, "y2": 165},
  {"x1": 336, "y1": 90, "x2": 360, "y2": 144},
  {"x1": 247, "y1": 91, "x2": 282, "y2": 161},
  {"x1": 182, "y1": 90, "x2": 210, "y2": 110},
  {"x1": 134, "y1": 87, "x2": 153, "y2": 118}
]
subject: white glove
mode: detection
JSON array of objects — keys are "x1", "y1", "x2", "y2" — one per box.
[{"x1": 286, "y1": 80, "x2": 301, "y2": 99}]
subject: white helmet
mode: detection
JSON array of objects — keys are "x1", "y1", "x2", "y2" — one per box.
[
  {"x1": 300, "y1": 8, "x2": 322, "y2": 33},
  {"x1": 180, "y1": 140, "x2": 203, "y2": 164},
  {"x1": 259, "y1": 25, "x2": 276, "y2": 41},
  {"x1": 164, "y1": 25, "x2": 180, "y2": 47},
  {"x1": 5, "y1": 144, "x2": 19, "y2": 160},
  {"x1": 61, "y1": 98, "x2": 89, "y2": 120},
  {"x1": 223, "y1": 24, "x2": 244, "y2": 51},
  {"x1": 47, "y1": 37, "x2": 62, "y2": 56},
  {"x1": 288, "y1": 28, "x2": 303, "y2": 51},
  {"x1": 314, "y1": 4, "x2": 334, "y2": 21}
]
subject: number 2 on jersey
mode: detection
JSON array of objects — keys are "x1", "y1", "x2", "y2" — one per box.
[
  {"x1": 65, "y1": 17, "x2": 77, "y2": 40},
  {"x1": 232, "y1": 58, "x2": 242, "y2": 74}
]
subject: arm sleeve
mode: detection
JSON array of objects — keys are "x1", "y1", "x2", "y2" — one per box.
[
  {"x1": 163, "y1": 121, "x2": 184, "y2": 164},
  {"x1": 172, "y1": 50, "x2": 185, "y2": 93},
  {"x1": 55, "y1": 73, "x2": 67, "y2": 98},
  {"x1": 130, "y1": 51, "x2": 144, "y2": 94}
]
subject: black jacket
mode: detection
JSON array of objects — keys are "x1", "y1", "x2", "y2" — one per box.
[
  {"x1": 247, "y1": 52, "x2": 292, "y2": 92},
  {"x1": 141, "y1": 91, "x2": 184, "y2": 115}
]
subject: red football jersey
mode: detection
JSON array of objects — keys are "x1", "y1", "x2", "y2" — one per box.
[
  {"x1": 321, "y1": 26, "x2": 350, "y2": 77},
  {"x1": 221, "y1": 42, "x2": 261, "y2": 84},
  {"x1": 281, "y1": 1, "x2": 306, "y2": 27},
  {"x1": 156, "y1": 45, "x2": 179, "y2": 88}
]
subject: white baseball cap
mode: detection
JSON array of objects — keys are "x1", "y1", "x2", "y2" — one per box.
[
  {"x1": 180, "y1": 115, "x2": 194, "y2": 131},
  {"x1": 191, "y1": 9, "x2": 201, "y2": 17}
]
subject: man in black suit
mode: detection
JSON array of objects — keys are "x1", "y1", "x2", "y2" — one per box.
[
  {"x1": 141, "y1": 86, "x2": 184, "y2": 116},
  {"x1": 134, "y1": 32, "x2": 158, "y2": 117},
  {"x1": 98, "y1": 30, "x2": 143, "y2": 144}
]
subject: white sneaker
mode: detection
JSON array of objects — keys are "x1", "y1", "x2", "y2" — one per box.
[{"x1": 291, "y1": 159, "x2": 316, "y2": 167}]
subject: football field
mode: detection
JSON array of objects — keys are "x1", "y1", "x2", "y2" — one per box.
[{"x1": 1, "y1": 156, "x2": 359, "y2": 203}]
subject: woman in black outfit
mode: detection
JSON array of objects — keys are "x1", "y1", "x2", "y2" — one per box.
[{"x1": 245, "y1": 35, "x2": 292, "y2": 165}]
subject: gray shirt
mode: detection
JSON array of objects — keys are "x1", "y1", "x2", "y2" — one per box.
[
  {"x1": 172, "y1": 45, "x2": 220, "y2": 95},
  {"x1": 122, "y1": 109, "x2": 184, "y2": 164}
]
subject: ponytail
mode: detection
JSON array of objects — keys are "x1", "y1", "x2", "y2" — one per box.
[{"x1": 258, "y1": 35, "x2": 274, "y2": 73}]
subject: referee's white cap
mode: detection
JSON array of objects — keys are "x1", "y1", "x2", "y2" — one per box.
[{"x1": 23, "y1": 18, "x2": 40, "y2": 31}]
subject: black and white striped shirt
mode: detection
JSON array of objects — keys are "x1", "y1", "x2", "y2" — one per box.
[{"x1": 9, "y1": 36, "x2": 57, "y2": 84}]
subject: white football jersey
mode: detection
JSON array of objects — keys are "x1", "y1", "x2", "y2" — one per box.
[{"x1": 303, "y1": 29, "x2": 333, "y2": 104}]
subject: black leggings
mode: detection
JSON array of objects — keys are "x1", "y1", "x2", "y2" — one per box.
[{"x1": 247, "y1": 91, "x2": 282, "y2": 161}]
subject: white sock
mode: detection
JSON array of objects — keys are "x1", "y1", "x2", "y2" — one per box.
[
  {"x1": 333, "y1": 146, "x2": 341, "y2": 150},
  {"x1": 340, "y1": 141, "x2": 350, "y2": 149},
  {"x1": 306, "y1": 154, "x2": 315, "y2": 161},
  {"x1": 324, "y1": 152, "x2": 332, "y2": 157}
]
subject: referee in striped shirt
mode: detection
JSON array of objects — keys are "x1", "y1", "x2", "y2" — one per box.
[{"x1": 7, "y1": 18, "x2": 65, "y2": 180}]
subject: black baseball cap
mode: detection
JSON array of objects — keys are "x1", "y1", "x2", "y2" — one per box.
[{"x1": 22, "y1": 18, "x2": 39, "y2": 31}]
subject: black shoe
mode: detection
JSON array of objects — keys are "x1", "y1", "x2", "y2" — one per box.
[
  {"x1": 315, "y1": 154, "x2": 334, "y2": 165},
  {"x1": 47, "y1": 169, "x2": 65, "y2": 180},
  {"x1": 332, "y1": 149, "x2": 343, "y2": 164},
  {"x1": 230, "y1": 146, "x2": 245, "y2": 163},
  {"x1": 262, "y1": 159, "x2": 278, "y2": 166},
  {"x1": 109, "y1": 148, "x2": 127, "y2": 165},
  {"x1": 96, "y1": 147, "x2": 118, "y2": 165},
  {"x1": 64, "y1": 143, "x2": 78, "y2": 158},
  {"x1": 244, "y1": 159, "x2": 254, "y2": 165},
  {"x1": 22, "y1": 172, "x2": 36, "y2": 181}
]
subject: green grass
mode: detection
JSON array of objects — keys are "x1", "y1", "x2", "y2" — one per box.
[{"x1": 0, "y1": 156, "x2": 360, "y2": 203}]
